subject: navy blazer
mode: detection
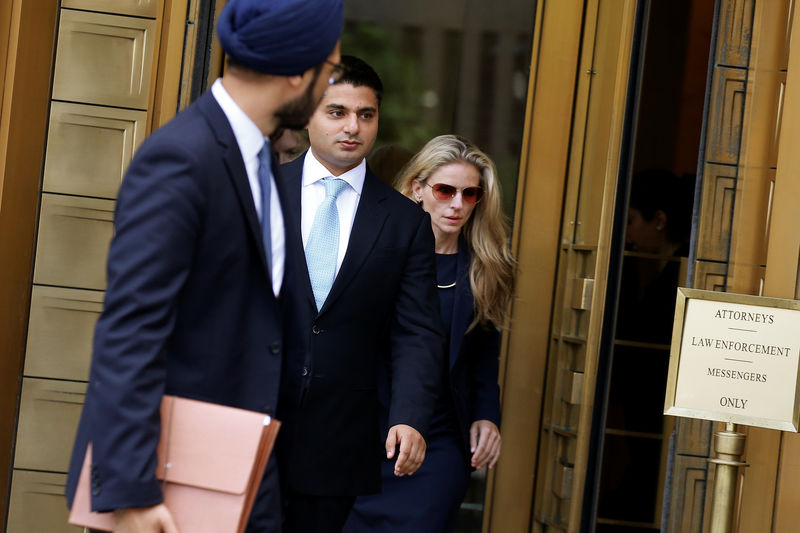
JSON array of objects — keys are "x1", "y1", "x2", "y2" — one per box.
[
  {"x1": 446, "y1": 239, "x2": 502, "y2": 458},
  {"x1": 65, "y1": 92, "x2": 296, "y2": 521},
  {"x1": 277, "y1": 155, "x2": 445, "y2": 496}
]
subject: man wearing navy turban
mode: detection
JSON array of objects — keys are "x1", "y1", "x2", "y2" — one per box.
[{"x1": 65, "y1": 1, "x2": 343, "y2": 532}]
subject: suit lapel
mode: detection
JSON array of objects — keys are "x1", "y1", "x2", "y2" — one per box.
[
  {"x1": 320, "y1": 169, "x2": 388, "y2": 314},
  {"x1": 224, "y1": 145, "x2": 269, "y2": 272},
  {"x1": 449, "y1": 238, "x2": 474, "y2": 371},
  {"x1": 271, "y1": 152, "x2": 297, "y2": 295},
  {"x1": 280, "y1": 156, "x2": 316, "y2": 308},
  {"x1": 199, "y1": 93, "x2": 271, "y2": 279}
]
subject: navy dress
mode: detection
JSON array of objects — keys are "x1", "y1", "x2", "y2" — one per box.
[{"x1": 344, "y1": 245, "x2": 502, "y2": 532}]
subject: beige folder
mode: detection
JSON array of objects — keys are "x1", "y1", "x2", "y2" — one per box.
[{"x1": 69, "y1": 395, "x2": 280, "y2": 533}]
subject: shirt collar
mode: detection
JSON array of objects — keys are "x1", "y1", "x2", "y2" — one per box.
[
  {"x1": 211, "y1": 78, "x2": 267, "y2": 163},
  {"x1": 302, "y1": 150, "x2": 366, "y2": 195}
]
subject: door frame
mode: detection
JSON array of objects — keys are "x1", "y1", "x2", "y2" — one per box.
[{"x1": 0, "y1": 2, "x2": 59, "y2": 524}]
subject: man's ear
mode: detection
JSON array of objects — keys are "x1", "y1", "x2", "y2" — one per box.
[
  {"x1": 285, "y1": 74, "x2": 305, "y2": 89},
  {"x1": 291, "y1": 65, "x2": 320, "y2": 87}
]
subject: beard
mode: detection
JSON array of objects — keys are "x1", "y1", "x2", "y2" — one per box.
[{"x1": 274, "y1": 69, "x2": 322, "y2": 130}]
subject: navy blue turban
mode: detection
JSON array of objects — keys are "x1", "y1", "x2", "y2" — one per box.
[{"x1": 217, "y1": 0, "x2": 344, "y2": 76}]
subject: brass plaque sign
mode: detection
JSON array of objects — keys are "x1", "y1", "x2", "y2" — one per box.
[{"x1": 665, "y1": 288, "x2": 800, "y2": 431}]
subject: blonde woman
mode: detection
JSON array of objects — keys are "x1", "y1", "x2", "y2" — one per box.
[{"x1": 345, "y1": 135, "x2": 515, "y2": 531}]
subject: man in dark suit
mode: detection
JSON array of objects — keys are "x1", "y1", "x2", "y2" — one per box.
[
  {"x1": 277, "y1": 56, "x2": 444, "y2": 533},
  {"x1": 65, "y1": 1, "x2": 344, "y2": 532}
]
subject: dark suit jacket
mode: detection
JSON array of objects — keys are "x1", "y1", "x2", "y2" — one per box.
[
  {"x1": 446, "y1": 239, "x2": 502, "y2": 459},
  {"x1": 65, "y1": 92, "x2": 297, "y2": 527},
  {"x1": 277, "y1": 155, "x2": 444, "y2": 496}
]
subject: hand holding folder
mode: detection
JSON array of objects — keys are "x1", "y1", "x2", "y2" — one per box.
[{"x1": 69, "y1": 395, "x2": 280, "y2": 533}]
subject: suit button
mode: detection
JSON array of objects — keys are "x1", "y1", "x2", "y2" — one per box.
[
  {"x1": 270, "y1": 342, "x2": 281, "y2": 355},
  {"x1": 301, "y1": 367, "x2": 309, "y2": 377},
  {"x1": 311, "y1": 325, "x2": 321, "y2": 334}
]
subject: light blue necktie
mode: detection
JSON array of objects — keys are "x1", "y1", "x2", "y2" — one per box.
[
  {"x1": 257, "y1": 144, "x2": 272, "y2": 276},
  {"x1": 305, "y1": 178, "x2": 348, "y2": 311}
]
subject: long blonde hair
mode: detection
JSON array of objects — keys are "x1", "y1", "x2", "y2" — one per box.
[{"x1": 396, "y1": 135, "x2": 515, "y2": 330}]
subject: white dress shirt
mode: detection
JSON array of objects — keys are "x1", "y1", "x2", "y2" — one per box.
[
  {"x1": 301, "y1": 150, "x2": 365, "y2": 275},
  {"x1": 211, "y1": 79, "x2": 284, "y2": 295}
]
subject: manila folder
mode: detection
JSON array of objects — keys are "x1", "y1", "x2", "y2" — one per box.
[{"x1": 69, "y1": 395, "x2": 280, "y2": 533}]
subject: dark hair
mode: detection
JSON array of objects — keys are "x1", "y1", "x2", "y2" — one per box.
[
  {"x1": 629, "y1": 168, "x2": 695, "y2": 245},
  {"x1": 336, "y1": 55, "x2": 383, "y2": 106}
]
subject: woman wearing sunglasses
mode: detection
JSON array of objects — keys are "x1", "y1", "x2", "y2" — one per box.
[{"x1": 345, "y1": 135, "x2": 515, "y2": 532}]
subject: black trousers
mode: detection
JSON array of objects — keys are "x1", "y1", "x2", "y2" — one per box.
[{"x1": 283, "y1": 489, "x2": 356, "y2": 533}]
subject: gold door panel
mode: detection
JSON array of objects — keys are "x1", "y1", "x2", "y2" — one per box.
[
  {"x1": 530, "y1": 0, "x2": 638, "y2": 529},
  {"x1": 62, "y1": 0, "x2": 159, "y2": 18},
  {"x1": 706, "y1": 67, "x2": 748, "y2": 166},
  {"x1": 695, "y1": 260, "x2": 729, "y2": 292},
  {"x1": 696, "y1": 163, "x2": 737, "y2": 262},
  {"x1": 6, "y1": 471, "x2": 81, "y2": 533},
  {"x1": 33, "y1": 194, "x2": 115, "y2": 291},
  {"x1": 24, "y1": 286, "x2": 103, "y2": 381},
  {"x1": 717, "y1": 0, "x2": 757, "y2": 67},
  {"x1": 43, "y1": 102, "x2": 146, "y2": 199},
  {"x1": 13, "y1": 378, "x2": 86, "y2": 472},
  {"x1": 53, "y1": 10, "x2": 156, "y2": 110}
]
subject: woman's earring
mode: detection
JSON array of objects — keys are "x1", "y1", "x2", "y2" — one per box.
[{"x1": 416, "y1": 196, "x2": 422, "y2": 205}]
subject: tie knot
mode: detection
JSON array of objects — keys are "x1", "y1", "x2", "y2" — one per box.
[{"x1": 322, "y1": 177, "x2": 348, "y2": 198}]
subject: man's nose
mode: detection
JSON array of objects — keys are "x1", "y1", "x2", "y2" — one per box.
[{"x1": 343, "y1": 114, "x2": 359, "y2": 134}]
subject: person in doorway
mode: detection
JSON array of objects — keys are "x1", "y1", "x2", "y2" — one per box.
[
  {"x1": 276, "y1": 55, "x2": 444, "y2": 533},
  {"x1": 617, "y1": 168, "x2": 694, "y2": 344},
  {"x1": 271, "y1": 127, "x2": 310, "y2": 164},
  {"x1": 367, "y1": 143, "x2": 414, "y2": 185},
  {"x1": 345, "y1": 134, "x2": 515, "y2": 532},
  {"x1": 64, "y1": 1, "x2": 344, "y2": 531}
]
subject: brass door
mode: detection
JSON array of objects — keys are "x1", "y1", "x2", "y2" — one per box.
[
  {"x1": 505, "y1": 0, "x2": 639, "y2": 531},
  {"x1": 483, "y1": 1, "x2": 640, "y2": 531}
]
